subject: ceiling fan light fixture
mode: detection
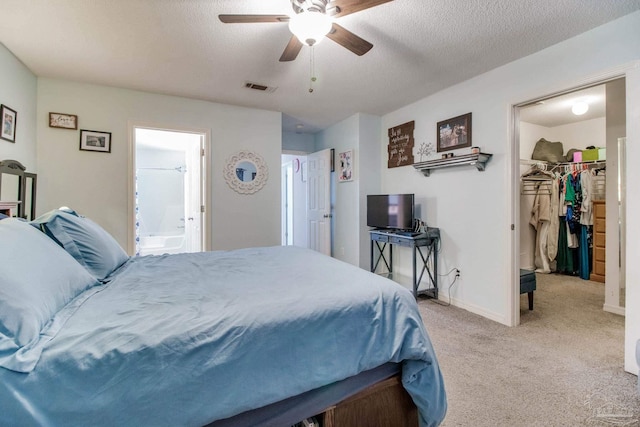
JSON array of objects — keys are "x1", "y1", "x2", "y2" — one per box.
[
  {"x1": 571, "y1": 101, "x2": 589, "y2": 116},
  {"x1": 289, "y1": 11, "x2": 333, "y2": 46}
]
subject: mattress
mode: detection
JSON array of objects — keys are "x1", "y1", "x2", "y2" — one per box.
[{"x1": 0, "y1": 246, "x2": 446, "y2": 426}]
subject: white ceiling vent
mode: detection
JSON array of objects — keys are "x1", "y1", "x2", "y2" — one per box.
[{"x1": 244, "y1": 82, "x2": 277, "y2": 93}]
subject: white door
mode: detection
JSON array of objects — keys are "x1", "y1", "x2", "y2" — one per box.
[
  {"x1": 132, "y1": 127, "x2": 206, "y2": 256},
  {"x1": 307, "y1": 149, "x2": 332, "y2": 255}
]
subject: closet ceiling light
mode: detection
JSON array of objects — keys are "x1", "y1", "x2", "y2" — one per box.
[{"x1": 571, "y1": 101, "x2": 589, "y2": 116}]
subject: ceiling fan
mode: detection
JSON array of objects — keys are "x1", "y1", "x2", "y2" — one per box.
[{"x1": 219, "y1": 0, "x2": 394, "y2": 62}]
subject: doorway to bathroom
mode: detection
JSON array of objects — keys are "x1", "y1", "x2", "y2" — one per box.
[{"x1": 132, "y1": 126, "x2": 207, "y2": 256}]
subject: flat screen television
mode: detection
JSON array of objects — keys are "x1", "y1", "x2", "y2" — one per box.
[{"x1": 367, "y1": 194, "x2": 415, "y2": 231}]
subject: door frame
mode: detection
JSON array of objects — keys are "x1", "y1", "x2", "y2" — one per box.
[
  {"x1": 128, "y1": 121, "x2": 211, "y2": 255},
  {"x1": 508, "y1": 61, "x2": 640, "y2": 375}
]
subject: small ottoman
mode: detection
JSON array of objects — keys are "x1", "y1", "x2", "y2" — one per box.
[{"x1": 520, "y1": 269, "x2": 536, "y2": 310}]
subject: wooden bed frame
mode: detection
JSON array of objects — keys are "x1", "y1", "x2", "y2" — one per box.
[{"x1": 313, "y1": 375, "x2": 418, "y2": 427}]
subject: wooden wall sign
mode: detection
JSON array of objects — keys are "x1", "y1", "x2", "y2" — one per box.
[{"x1": 387, "y1": 121, "x2": 414, "y2": 168}]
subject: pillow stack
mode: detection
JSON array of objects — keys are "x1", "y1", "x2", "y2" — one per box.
[
  {"x1": 0, "y1": 208, "x2": 130, "y2": 372},
  {"x1": 0, "y1": 218, "x2": 98, "y2": 372}
]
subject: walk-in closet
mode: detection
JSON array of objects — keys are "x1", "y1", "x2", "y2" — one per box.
[{"x1": 518, "y1": 78, "x2": 626, "y2": 316}]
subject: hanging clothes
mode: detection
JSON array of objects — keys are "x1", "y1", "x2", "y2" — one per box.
[
  {"x1": 530, "y1": 181, "x2": 552, "y2": 273},
  {"x1": 580, "y1": 170, "x2": 594, "y2": 226},
  {"x1": 547, "y1": 178, "x2": 560, "y2": 263},
  {"x1": 556, "y1": 219, "x2": 573, "y2": 274},
  {"x1": 579, "y1": 225, "x2": 590, "y2": 279},
  {"x1": 522, "y1": 160, "x2": 599, "y2": 279},
  {"x1": 578, "y1": 169, "x2": 595, "y2": 279}
]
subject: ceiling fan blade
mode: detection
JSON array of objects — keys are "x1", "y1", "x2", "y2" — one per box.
[
  {"x1": 328, "y1": 0, "x2": 394, "y2": 18},
  {"x1": 280, "y1": 36, "x2": 304, "y2": 62},
  {"x1": 218, "y1": 14, "x2": 290, "y2": 23},
  {"x1": 326, "y1": 23, "x2": 373, "y2": 56}
]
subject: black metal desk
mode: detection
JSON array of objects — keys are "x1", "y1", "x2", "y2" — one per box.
[{"x1": 369, "y1": 228, "x2": 440, "y2": 298}]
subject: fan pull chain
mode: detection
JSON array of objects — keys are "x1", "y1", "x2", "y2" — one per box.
[{"x1": 309, "y1": 45, "x2": 317, "y2": 93}]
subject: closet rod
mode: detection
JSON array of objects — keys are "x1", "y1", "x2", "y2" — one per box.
[
  {"x1": 519, "y1": 158, "x2": 605, "y2": 167},
  {"x1": 520, "y1": 158, "x2": 606, "y2": 171}
]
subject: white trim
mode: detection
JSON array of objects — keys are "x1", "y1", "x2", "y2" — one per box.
[
  {"x1": 127, "y1": 121, "x2": 212, "y2": 254},
  {"x1": 508, "y1": 105, "x2": 521, "y2": 327},
  {"x1": 437, "y1": 295, "x2": 508, "y2": 326},
  {"x1": 603, "y1": 304, "x2": 625, "y2": 317}
]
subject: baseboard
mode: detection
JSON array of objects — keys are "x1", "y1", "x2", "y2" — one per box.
[
  {"x1": 438, "y1": 294, "x2": 508, "y2": 325},
  {"x1": 603, "y1": 303, "x2": 625, "y2": 316}
]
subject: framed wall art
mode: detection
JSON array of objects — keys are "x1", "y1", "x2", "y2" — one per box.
[
  {"x1": 338, "y1": 149, "x2": 353, "y2": 183},
  {"x1": 0, "y1": 105, "x2": 17, "y2": 143},
  {"x1": 49, "y1": 112, "x2": 78, "y2": 129},
  {"x1": 387, "y1": 120, "x2": 414, "y2": 168},
  {"x1": 437, "y1": 112, "x2": 471, "y2": 152},
  {"x1": 79, "y1": 129, "x2": 111, "y2": 153}
]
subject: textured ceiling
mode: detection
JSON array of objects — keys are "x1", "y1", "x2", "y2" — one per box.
[{"x1": 0, "y1": 0, "x2": 639, "y2": 134}]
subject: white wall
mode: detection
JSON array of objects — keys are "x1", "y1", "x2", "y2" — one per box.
[
  {"x1": 378, "y1": 9, "x2": 640, "y2": 376},
  {"x1": 552, "y1": 118, "x2": 606, "y2": 151},
  {"x1": 315, "y1": 113, "x2": 382, "y2": 268},
  {"x1": 357, "y1": 114, "x2": 382, "y2": 269},
  {"x1": 0, "y1": 43, "x2": 37, "y2": 193},
  {"x1": 316, "y1": 115, "x2": 359, "y2": 264},
  {"x1": 36, "y1": 78, "x2": 282, "y2": 252},
  {"x1": 283, "y1": 131, "x2": 315, "y2": 153}
]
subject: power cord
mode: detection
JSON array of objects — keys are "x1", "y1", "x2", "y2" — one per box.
[{"x1": 429, "y1": 268, "x2": 459, "y2": 307}]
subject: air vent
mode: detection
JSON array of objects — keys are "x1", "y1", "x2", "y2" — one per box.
[{"x1": 244, "y1": 82, "x2": 277, "y2": 93}]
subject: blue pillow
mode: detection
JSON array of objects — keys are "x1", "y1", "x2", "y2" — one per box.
[
  {"x1": 0, "y1": 213, "x2": 8, "y2": 220},
  {"x1": 0, "y1": 218, "x2": 98, "y2": 372},
  {"x1": 32, "y1": 209, "x2": 129, "y2": 281}
]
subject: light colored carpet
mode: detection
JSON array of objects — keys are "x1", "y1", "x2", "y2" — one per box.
[{"x1": 417, "y1": 273, "x2": 639, "y2": 426}]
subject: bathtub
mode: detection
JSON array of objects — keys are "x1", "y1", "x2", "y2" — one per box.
[{"x1": 139, "y1": 234, "x2": 186, "y2": 256}]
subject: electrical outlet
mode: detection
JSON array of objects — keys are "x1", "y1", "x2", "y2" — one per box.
[{"x1": 455, "y1": 268, "x2": 461, "y2": 277}]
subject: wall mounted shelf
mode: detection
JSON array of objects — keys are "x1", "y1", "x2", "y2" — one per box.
[{"x1": 413, "y1": 153, "x2": 492, "y2": 177}]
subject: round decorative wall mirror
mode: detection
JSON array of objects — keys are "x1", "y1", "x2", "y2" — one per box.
[{"x1": 223, "y1": 150, "x2": 268, "y2": 194}]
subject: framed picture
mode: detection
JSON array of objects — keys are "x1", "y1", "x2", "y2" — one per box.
[
  {"x1": 49, "y1": 112, "x2": 78, "y2": 129},
  {"x1": 338, "y1": 149, "x2": 353, "y2": 182},
  {"x1": 437, "y1": 112, "x2": 472, "y2": 152},
  {"x1": 79, "y1": 129, "x2": 111, "y2": 153},
  {"x1": 0, "y1": 105, "x2": 17, "y2": 143}
]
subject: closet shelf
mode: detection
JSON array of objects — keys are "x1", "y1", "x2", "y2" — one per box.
[{"x1": 413, "y1": 153, "x2": 492, "y2": 177}]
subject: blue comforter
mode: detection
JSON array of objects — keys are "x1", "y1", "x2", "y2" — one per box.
[{"x1": 0, "y1": 246, "x2": 446, "y2": 426}]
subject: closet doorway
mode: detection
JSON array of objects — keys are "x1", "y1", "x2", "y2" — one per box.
[{"x1": 514, "y1": 78, "x2": 626, "y2": 323}]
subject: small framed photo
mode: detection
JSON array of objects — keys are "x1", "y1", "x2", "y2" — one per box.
[
  {"x1": 437, "y1": 112, "x2": 471, "y2": 152},
  {"x1": 338, "y1": 149, "x2": 353, "y2": 183},
  {"x1": 1, "y1": 105, "x2": 17, "y2": 143},
  {"x1": 79, "y1": 129, "x2": 111, "y2": 153},
  {"x1": 49, "y1": 112, "x2": 78, "y2": 129}
]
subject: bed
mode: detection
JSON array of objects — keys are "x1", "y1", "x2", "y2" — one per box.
[{"x1": 0, "y1": 209, "x2": 447, "y2": 426}]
